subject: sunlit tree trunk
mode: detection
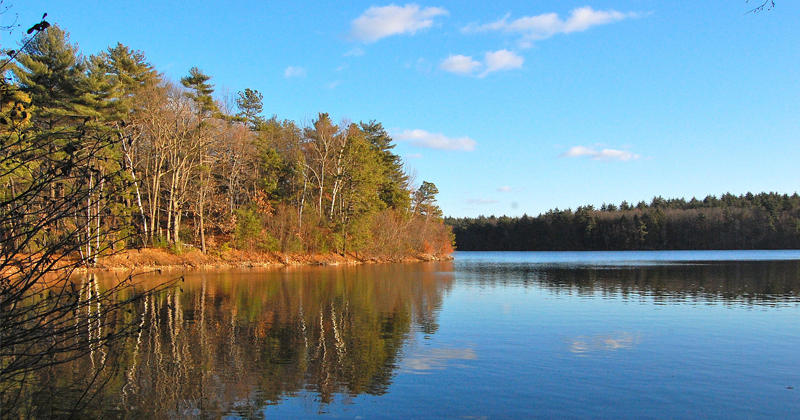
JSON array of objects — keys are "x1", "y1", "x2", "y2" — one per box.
[{"x1": 120, "y1": 133, "x2": 149, "y2": 246}]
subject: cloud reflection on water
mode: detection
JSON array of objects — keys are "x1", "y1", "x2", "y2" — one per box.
[
  {"x1": 401, "y1": 347, "x2": 478, "y2": 373},
  {"x1": 568, "y1": 332, "x2": 640, "y2": 355}
]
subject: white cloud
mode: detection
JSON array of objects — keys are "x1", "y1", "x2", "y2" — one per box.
[
  {"x1": 561, "y1": 145, "x2": 596, "y2": 157},
  {"x1": 284, "y1": 66, "x2": 306, "y2": 78},
  {"x1": 462, "y1": 13, "x2": 512, "y2": 33},
  {"x1": 439, "y1": 50, "x2": 524, "y2": 77},
  {"x1": 405, "y1": 153, "x2": 423, "y2": 159},
  {"x1": 563, "y1": 7, "x2": 638, "y2": 33},
  {"x1": 395, "y1": 129, "x2": 476, "y2": 151},
  {"x1": 344, "y1": 47, "x2": 365, "y2": 57},
  {"x1": 440, "y1": 54, "x2": 481, "y2": 74},
  {"x1": 481, "y1": 49, "x2": 524, "y2": 77},
  {"x1": 325, "y1": 81, "x2": 341, "y2": 89},
  {"x1": 497, "y1": 186, "x2": 512, "y2": 192},
  {"x1": 350, "y1": 4, "x2": 449, "y2": 43},
  {"x1": 560, "y1": 146, "x2": 640, "y2": 161},
  {"x1": 594, "y1": 149, "x2": 639, "y2": 161},
  {"x1": 465, "y1": 7, "x2": 643, "y2": 47}
]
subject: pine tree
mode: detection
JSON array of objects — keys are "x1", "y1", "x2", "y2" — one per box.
[
  {"x1": 90, "y1": 43, "x2": 159, "y2": 122},
  {"x1": 179, "y1": 67, "x2": 218, "y2": 253},
  {"x1": 12, "y1": 25, "x2": 96, "y2": 129},
  {"x1": 413, "y1": 181, "x2": 443, "y2": 220},
  {"x1": 334, "y1": 125, "x2": 384, "y2": 253},
  {"x1": 181, "y1": 67, "x2": 216, "y2": 115},
  {"x1": 236, "y1": 88, "x2": 265, "y2": 130},
  {"x1": 360, "y1": 120, "x2": 410, "y2": 211},
  {"x1": 86, "y1": 44, "x2": 160, "y2": 246}
]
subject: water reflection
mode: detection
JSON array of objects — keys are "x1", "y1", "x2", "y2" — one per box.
[
  {"x1": 401, "y1": 347, "x2": 478, "y2": 373},
  {"x1": 16, "y1": 253, "x2": 800, "y2": 418},
  {"x1": 456, "y1": 259, "x2": 800, "y2": 305},
  {"x1": 568, "y1": 332, "x2": 641, "y2": 355},
  {"x1": 46, "y1": 262, "x2": 454, "y2": 418}
]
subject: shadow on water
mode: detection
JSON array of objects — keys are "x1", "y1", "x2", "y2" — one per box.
[{"x1": 23, "y1": 262, "x2": 455, "y2": 418}]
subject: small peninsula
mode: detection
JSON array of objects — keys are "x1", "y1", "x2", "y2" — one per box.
[{"x1": 1, "y1": 24, "x2": 454, "y2": 271}]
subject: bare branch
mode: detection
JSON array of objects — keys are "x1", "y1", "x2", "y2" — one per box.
[{"x1": 746, "y1": 0, "x2": 776, "y2": 14}]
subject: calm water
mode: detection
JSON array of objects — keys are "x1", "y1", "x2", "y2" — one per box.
[{"x1": 67, "y1": 251, "x2": 800, "y2": 418}]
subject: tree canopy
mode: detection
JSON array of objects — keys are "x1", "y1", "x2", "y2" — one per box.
[{"x1": 448, "y1": 192, "x2": 800, "y2": 251}]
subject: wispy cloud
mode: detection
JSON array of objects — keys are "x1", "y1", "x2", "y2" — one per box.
[
  {"x1": 560, "y1": 146, "x2": 640, "y2": 162},
  {"x1": 481, "y1": 49, "x2": 524, "y2": 76},
  {"x1": 350, "y1": 4, "x2": 449, "y2": 43},
  {"x1": 465, "y1": 198, "x2": 500, "y2": 205},
  {"x1": 344, "y1": 47, "x2": 365, "y2": 57},
  {"x1": 440, "y1": 50, "x2": 524, "y2": 77},
  {"x1": 284, "y1": 66, "x2": 306, "y2": 78},
  {"x1": 395, "y1": 129, "x2": 476, "y2": 151},
  {"x1": 464, "y1": 7, "x2": 644, "y2": 48},
  {"x1": 440, "y1": 54, "x2": 481, "y2": 74},
  {"x1": 497, "y1": 186, "x2": 512, "y2": 192},
  {"x1": 325, "y1": 81, "x2": 341, "y2": 89}
]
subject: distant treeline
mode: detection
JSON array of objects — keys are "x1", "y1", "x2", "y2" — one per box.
[{"x1": 447, "y1": 192, "x2": 800, "y2": 251}]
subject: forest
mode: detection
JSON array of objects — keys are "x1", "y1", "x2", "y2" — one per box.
[
  {"x1": 0, "y1": 20, "x2": 453, "y2": 416},
  {"x1": 0, "y1": 23, "x2": 454, "y2": 264},
  {"x1": 448, "y1": 192, "x2": 800, "y2": 251}
]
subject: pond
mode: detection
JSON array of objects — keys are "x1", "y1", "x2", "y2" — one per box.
[{"x1": 35, "y1": 251, "x2": 800, "y2": 418}]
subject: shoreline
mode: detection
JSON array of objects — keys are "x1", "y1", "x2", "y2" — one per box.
[{"x1": 86, "y1": 248, "x2": 454, "y2": 272}]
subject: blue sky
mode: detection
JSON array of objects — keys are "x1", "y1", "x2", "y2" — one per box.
[{"x1": 6, "y1": 1, "x2": 799, "y2": 217}]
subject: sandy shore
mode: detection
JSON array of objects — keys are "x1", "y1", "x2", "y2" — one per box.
[{"x1": 90, "y1": 247, "x2": 453, "y2": 271}]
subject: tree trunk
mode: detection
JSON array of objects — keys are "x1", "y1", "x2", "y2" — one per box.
[
  {"x1": 199, "y1": 197, "x2": 206, "y2": 254},
  {"x1": 95, "y1": 171, "x2": 104, "y2": 266},
  {"x1": 86, "y1": 171, "x2": 93, "y2": 265},
  {"x1": 173, "y1": 206, "x2": 182, "y2": 252},
  {"x1": 298, "y1": 168, "x2": 308, "y2": 233},
  {"x1": 121, "y1": 134, "x2": 148, "y2": 246}
]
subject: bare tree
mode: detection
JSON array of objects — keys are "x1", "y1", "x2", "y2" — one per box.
[
  {"x1": 0, "y1": 104, "x2": 168, "y2": 418},
  {"x1": 0, "y1": 20, "x2": 174, "y2": 418}
]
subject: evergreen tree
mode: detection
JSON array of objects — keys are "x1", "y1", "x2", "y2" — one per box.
[
  {"x1": 360, "y1": 120, "x2": 410, "y2": 211},
  {"x1": 12, "y1": 25, "x2": 95, "y2": 129},
  {"x1": 179, "y1": 67, "x2": 217, "y2": 253},
  {"x1": 236, "y1": 88, "x2": 265, "y2": 130},
  {"x1": 413, "y1": 181, "x2": 442, "y2": 220},
  {"x1": 87, "y1": 44, "x2": 160, "y2": 246},
  {"x1": 335, "y1": 125, "x2": 384, "y2": 253},
  {"x1": 91, "y1": 43, "x2": 159, "y2": 122},
  {"x1": 181, "y1": 66, "x2": 216, "y2": 115},
  {"x1": 11, "y1": 24, "x2": 127, "y2": 259}
]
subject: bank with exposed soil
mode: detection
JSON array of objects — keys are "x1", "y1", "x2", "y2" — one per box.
[{"x1": 92, "y1": 247, "x2": 453, "y2": 271}]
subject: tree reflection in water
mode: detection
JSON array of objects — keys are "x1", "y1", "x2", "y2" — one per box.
[
  {"x1": 457, "y1": 260, "x2": 800, "y2": 305},
  {"x1": 20, "y1": 257, "x2": 800, "y2": 418},
  {"x1": 37, "y1": 262, "x2": 454, "y2": 418}
]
